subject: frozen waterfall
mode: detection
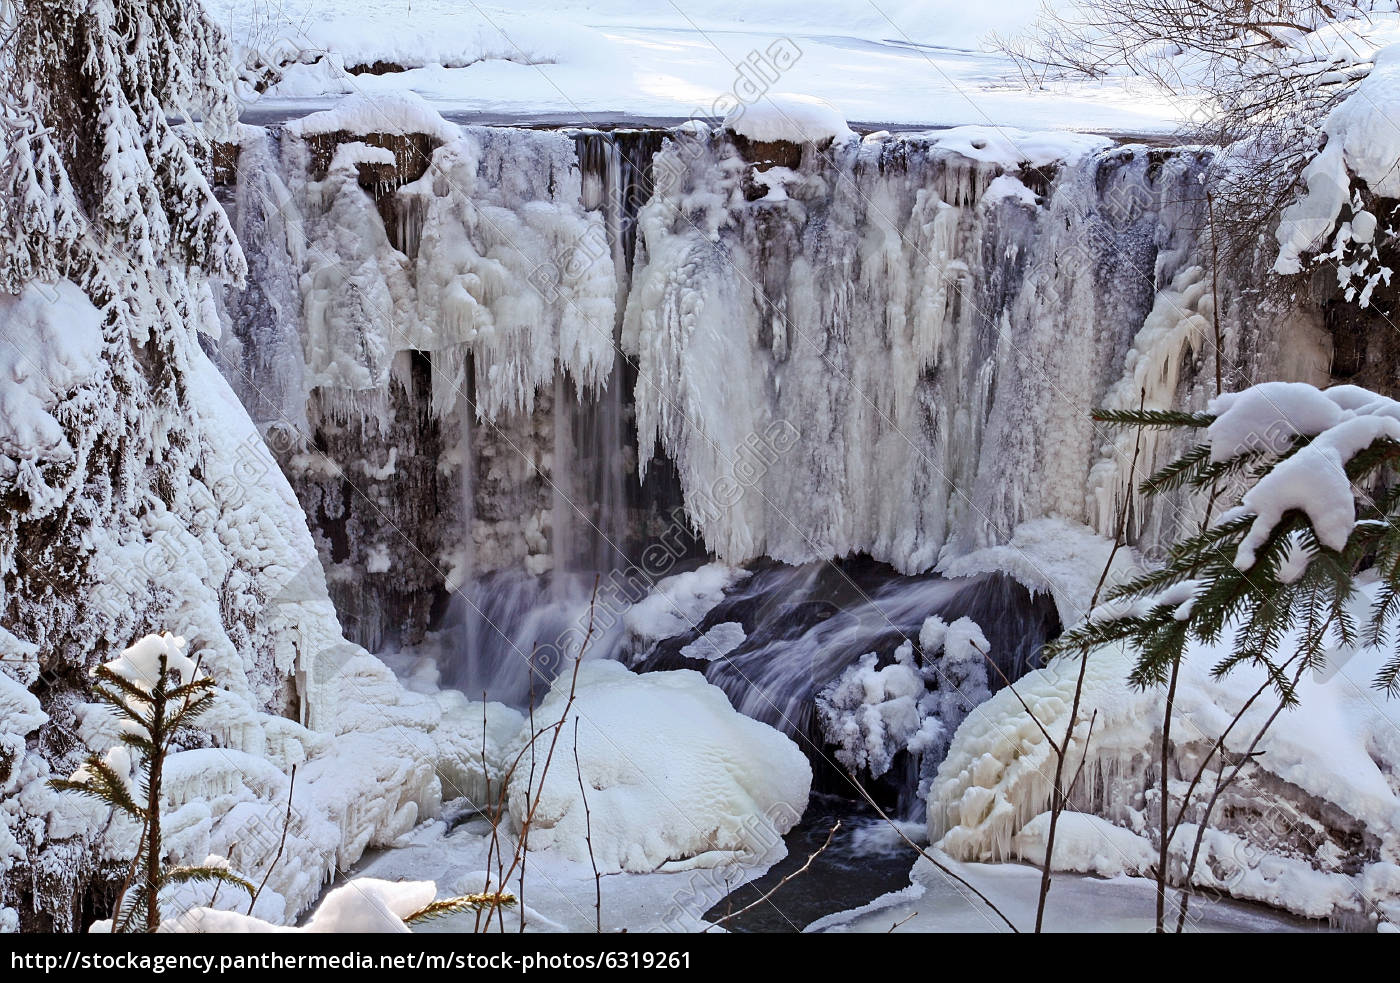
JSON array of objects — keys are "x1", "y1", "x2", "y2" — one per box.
[{"x1": 211, "y1": 105, "x2": 1330, "y2": 772}]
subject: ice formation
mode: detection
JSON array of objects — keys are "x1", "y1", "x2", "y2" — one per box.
[
  {"x1": 623, "y1": 125, "x2": 1325, "y2": 578},
  {"x1": 678, "y1": 621, "x2": 746, "y2": 662},
  {"x1": 928, "y1": 581, "x2": 1400, "y2": 924},
  {"x1": 813, "y1": 616, "x2": 991, "y2": 783},
  {"x1": 1012, "y1": 812, "x2": 1155, "y2": 879},
  {"x1": 816, "y1": 644, "x2": 930, "y2": 779},
  {"x1": 286, "y1": 100, "x2": 615, "y2": 420},
  {"x1": 506, "y1": 661, "x2": 811, "y2": 873}
]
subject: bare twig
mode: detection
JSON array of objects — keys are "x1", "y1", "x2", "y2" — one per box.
[
  {"x1": 887, "y1": 910, "x2": 918, "y2": 933},
  {"x1": 490, "y1": 577, "x2": 601, "y2": 933},
  {"x1": 248, "y1": 763, "x2": 296, "y2": 915},
  {"x1": 573, "y1": 716, "x2": 602, "y2": 933},
  {"x1": 1173, "y1": 657, "x2": 1309, "y2": 931},
  {"x1": 707, "y1": 821, "x2": 841, "y2": 930},
  {"x1": 1036, "y1": 388, "x2": 1144, "y2": 932}
]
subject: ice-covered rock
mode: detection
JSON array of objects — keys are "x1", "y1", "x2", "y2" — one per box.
[
  {"x1": 724, "y1": 93, "x2": 853, "y2": 145},
  {"x1": 506, "y1": 660, "x2": 810, "y2": 873}
]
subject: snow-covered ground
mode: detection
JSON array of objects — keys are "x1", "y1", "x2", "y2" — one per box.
[{"x1": 206, "y1": 0, "x2": 1191, "y2": 132}]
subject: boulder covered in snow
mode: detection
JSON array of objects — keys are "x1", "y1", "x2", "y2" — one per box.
[
  {"x1": 723, "y1": 93, "x2": 853, "y2": 146},
  {"x1": 506, "y1": 661, "x2": 810, "y2": 873}
]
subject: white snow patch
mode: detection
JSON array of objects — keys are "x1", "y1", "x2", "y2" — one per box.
[
  {"x1": 623, "y1": 563, "x2": 748, "y2": 650},
  {"x1": 1013, "y1": 812, "x2": 1155, "y2": 878},
  {"x1": 1276, "y1": 44, "x2": 1400, "y2": 276}
]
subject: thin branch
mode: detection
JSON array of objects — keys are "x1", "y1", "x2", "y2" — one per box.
[
  {"x1": 248, "y1": 763, "x2": 296, "y2": 915},
  {"x1": 707, "y1": 821, "x2": 841, "y2": 930},
  {"x1": 573, "y1": 716, "x2": 602, "y2": 934}
]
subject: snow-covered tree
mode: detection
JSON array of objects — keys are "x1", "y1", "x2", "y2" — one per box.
[
  {"x1": 1058, "y1": 384, "x2": 1400, "y2": 695},
  {"x1": 0, "y1": 0, "x2": 245, "y2": 290},
  {"x1": 994, "y1": 0, "x2": 1399, "y2": 296},
  {"x1": 0, "y1": 1, "x2": 329, "y2": 931},
  {"x1": 1050, "y1": 384, "x2": 1400, "y2": 929},
  {"x1": 48, "y1": 634, "x2": 253, "y2": 933}
]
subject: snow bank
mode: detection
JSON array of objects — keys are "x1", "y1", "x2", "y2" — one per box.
[
  {"x1": 938, "y1": 518, "x2": 1139, "y2": 627},
  {"x1": 285, "y1": 90, "x2": 461, "y2": 143},
  {"x1": 1013, "y1": 812, "x2": 1155, "y2": 878},
  {"x1": 926, "y1": 126, "x2": 1109, "y2": 169},
  {"x1": 1, "y1": 667, "x2": 46, "y2": 929},
  {"x1": 725, "y1": 93, "x2": 853, "y2": 145},
  {"x1": 506, "y1": 661, "x2": 810, "y2": 873},
  {"x1": 929, "y1": 579, "x2": 1400, "y2": 923}
]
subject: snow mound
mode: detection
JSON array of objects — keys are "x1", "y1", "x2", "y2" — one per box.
[
  {"x1": 506, "y1": 661, "x2": 810, "y2": 873},
  {"x1": 725, "y1": 93, "x2": 853, "y2": 144},
  {"x1": 623, "y1": 563, "x2": 748, "y2": 652},
  {"x1": 926, "y1": 126, "x2": 1109, "y2": 169},
  {"x1": 939, "y1": 518, "x2": 1138, "y2": 626},
  {"x1": 167, "y1": 877, "x2": 435, "y2": 934},
  {"x1": 285, "y1": 90, "x2": 461, "y2": 142}
]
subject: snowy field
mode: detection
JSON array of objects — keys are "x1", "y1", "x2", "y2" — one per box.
[{"x1": 206, "y1": 0, "x2": 1192, "y2": 132}]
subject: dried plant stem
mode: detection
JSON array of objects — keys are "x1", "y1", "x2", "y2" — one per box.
[
  {"x1": 248, "y1": 764, "x2": 296, "y2": 915},
  {"x1": 708, "y1": 821, "x2": 841, "y2": 930},
  {"x1": 574, "y1": 717, "x2": 602, "y2": 933},
  {"x1": 1037, "y1": 388, "x2": 1144, "y2": 932}
]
